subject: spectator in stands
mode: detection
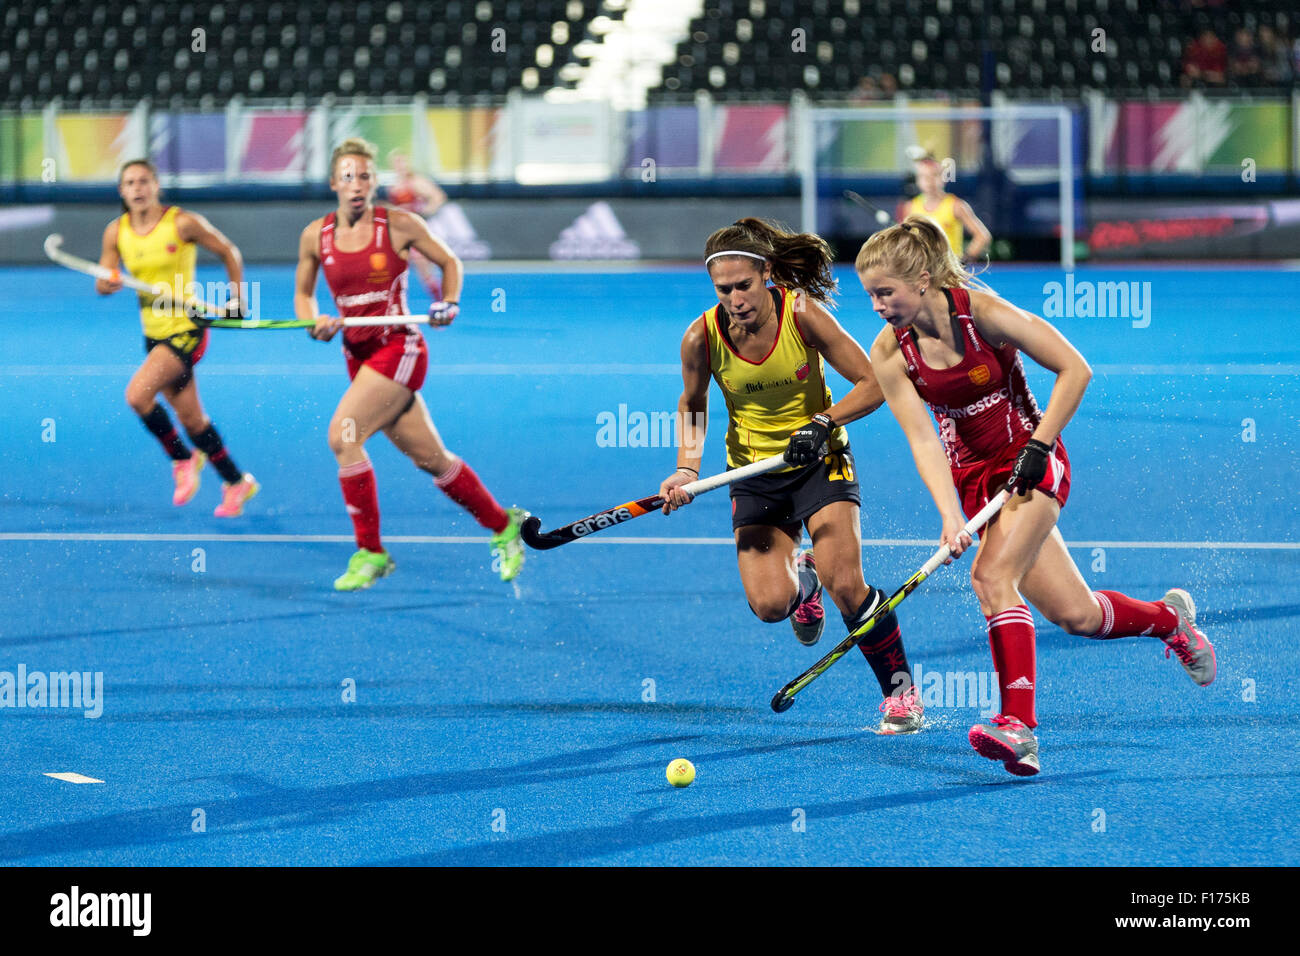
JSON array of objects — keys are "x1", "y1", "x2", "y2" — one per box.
[
  {"x1": 1257, "y1": 25, "x2": 1292, "y2": 85},
  {"x1": 879, "y1": 73, "x2": 898, "y2": 98},
  {"x1": 1182, "y1": 28, "x2": 1227, "y2": 87},
  {"x1": 1227, "y1": 28, "x2": 1262, "y2": 86},
  {"x1": 850, "y1": 76, "x2": 882, "y2": 101}
]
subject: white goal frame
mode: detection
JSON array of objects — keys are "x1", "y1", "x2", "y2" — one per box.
[{"x1": 798, "y1": 104, "x2": 1077, "y2": 269}]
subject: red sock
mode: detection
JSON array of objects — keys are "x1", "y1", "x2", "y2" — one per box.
[
  {"x1": 987, "y1": 605, "x2": 1037, "y2": 728},
  {"x1": 1091, "y1": 591, "x2": 1178, "y2": 638},
  {"x1": 339, "y1": 459, "x2": 382, "y2": 552},
  {"x1": 435, "y1": 457, "x2": 508, "y2": 532}
]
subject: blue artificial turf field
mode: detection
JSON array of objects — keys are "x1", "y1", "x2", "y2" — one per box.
[{"x1": 0, "y1": 261, "x2": 1297, "y2": 866}]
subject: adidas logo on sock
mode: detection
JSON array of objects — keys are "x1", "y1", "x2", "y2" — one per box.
[
  {"x1": 345, "y1": 504, "x2": 362, "y2": 515},
  {"x1": 1005, "y1": 676, "x2": 1035, "y2": 690}
]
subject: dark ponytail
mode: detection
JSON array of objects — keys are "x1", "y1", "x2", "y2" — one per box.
[{"x1": 704, "y1": 218, "x2": 838, "y2": 306}]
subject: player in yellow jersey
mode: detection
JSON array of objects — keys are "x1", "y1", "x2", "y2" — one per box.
[
  {"x1": 904, "y1": 154, "x2": 992, "y2": 264},
  {"x1": 658, "y1": 218, "x2": 924, "y2": 733},
  {"x1": 95, "y1": 159, "x2": 259, "y2": 516}
]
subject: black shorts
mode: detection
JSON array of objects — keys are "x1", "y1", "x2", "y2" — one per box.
[
  {"x1": 143, "y1": 328, "x2": 208, "y2": 387},
  {"x1": 729, "y1": 447, "x2": 860, "y2": 531}
]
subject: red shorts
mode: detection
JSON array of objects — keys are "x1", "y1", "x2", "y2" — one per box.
[
  {"x1": 343, "y1": 329, "x2": 428, "y2": 391},
  {"x1": 951, "y1": 437, "x2": 1071, "y2": 519}
]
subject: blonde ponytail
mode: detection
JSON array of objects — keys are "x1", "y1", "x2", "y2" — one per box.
[{"x1": 855, "y1": 215, "x2": 982, "y2": 290}]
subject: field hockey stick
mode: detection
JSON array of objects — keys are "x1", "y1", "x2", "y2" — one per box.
[
  {"x1": 770, "y1": 489, "x2": 1010, "y2": 713},
  {"x1": 44, "y1": 233, "x2": 224, "y2": 315},
  {"x1": 842, "y1": 190, "x2": 895, "y2": 226},
  {"x1": 520, "y1": 454, "x2": 790, "y2": 550}
]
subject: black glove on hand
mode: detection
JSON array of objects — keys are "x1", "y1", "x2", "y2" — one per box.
[
  {"x1": 785, "y1": 413, "x2": 834, "y2": 466},
  {"x1": 1006, "y1": 438, "x2": 1051, "y2": 495}
]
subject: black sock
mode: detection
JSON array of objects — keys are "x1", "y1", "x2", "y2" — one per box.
[
  {"x1": 187, "y1": 423, "x2": 242, "y2": 483},
  {"x1": 843, "y1": 588, "x2": 913, "y2": 698},
  {"x1": 140, "y1": 404, "x2": 191, "y2": 461}
]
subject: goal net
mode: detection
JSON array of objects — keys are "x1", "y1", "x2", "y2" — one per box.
[{"x1": 798, "y1": 103, "x2": 1081, "y2": 269}]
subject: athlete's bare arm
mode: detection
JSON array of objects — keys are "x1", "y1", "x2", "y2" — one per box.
[
  {"x1": 870, "y1": 326, "x2": 971, "y2": 559},
  {"x1": 95, "y1": 220, "x2": 123, "y2": 295},
  {"x1": 955, "y1": 199, "x2": 992, "y2": 260},
  {"x1": 387, "y1": 207, "x2": 462, "y2": 303},
  {"x1": 295, "y1": 219, "x2": 338, "y2": 341},
  {"x1": 659, "y1": 317, "x2": 711, "y2": 512},
  {"x1": 968, "y1": 290, "x2": 1092, "y2": 447},
  {"x1": 795, "y1": 299, "x2": 885, "y2": 425},
  {"x1": 414, "y1": 176, "x2": 447, "y2": 215},
  {"x1": 177, "y1": 210, "x2": 244, "y2": 296}
]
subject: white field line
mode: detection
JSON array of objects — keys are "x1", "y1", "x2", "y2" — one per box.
[
  {"x1": 0, "y1": 532, "x2": 1295, "y2": 550},
  {"x1": 0, "y1": 363, "x2": 1298, "y2": 378}
]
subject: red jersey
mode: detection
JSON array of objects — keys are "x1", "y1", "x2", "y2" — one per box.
[
  {"x1": 319, "y1": 206, "x2": 414, "y2": 346},
  {"x1": 387, "y1": 181, "x2": 421, "y2": 210},
  {"x1": 894, "y1": 287, "x2": 1043, "y2": 468}
]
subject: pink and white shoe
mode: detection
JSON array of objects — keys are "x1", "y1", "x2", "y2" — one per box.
[
  {"x1": 1160, "y1": 589, "x2": 1216, "y2": 687},
  {"x1": 171, "y1": 451, "x2": 207, "y2": 506},
  {"x1": 877, "y1": 684, "x2": 924, "y2": 734},
  {"x1": 969, "y1": 713, "x2": 1041, "y2": 776},
  {"x1": 214, "y1": 473, "x2": 259, "y2": 517}
]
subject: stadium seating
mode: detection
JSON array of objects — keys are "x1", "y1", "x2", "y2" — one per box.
[
  {"x1": 1, "y1": 0, "x2": 611, "y2": 105},
  {"x1": 649, "y1": 0, "x2": 1298, "y2": 99},
  {"x1": 1, "y1": 0, "x2": 1295, "y2": 107}
]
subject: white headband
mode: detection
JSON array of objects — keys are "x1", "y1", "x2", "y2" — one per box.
[{"x1": 705, "y1": 250, "x2": 767, "y2": 266}]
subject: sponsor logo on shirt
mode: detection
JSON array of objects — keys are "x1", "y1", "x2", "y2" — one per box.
[
  {"x1": 969, "y1": 364, "x2": 991, "y2": 386},
  {"x1": 931, "y1": 387, "x2": 1010, "y2": 420},
  {"x1": 796, "y1": 362, "x2": 810, "y2": 381},
  {"x1": 336, "y1": 290, "x2": 391, "y2": 307}
]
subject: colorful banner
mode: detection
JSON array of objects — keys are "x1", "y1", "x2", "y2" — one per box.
[
  {"x1": 0, "y1": 114, "x2": 45, "y2": 182},
  {"x1": 427, "y1": 107, "x2": 499, "y2": 177},
  {"x1": 713, "y1": 105, "x2": 787, "y2": 171},
  {"x1": 1105, "y1": 99, "x2": 1289, "y2": 173},
  {"x1": 238, "y1": 110, "x2": 307, "y2": 176},
  {"x1": 625, "y1": 106, "x2": 699, "y2": 170},
  {"x1": 55, "y1": 113, "x2": 141, "y2": 180},
  {"x1": 816, "y1": 101, "x2": 983, "y2": 175},
  {"x1": 331, "y1": 109, "x2": 414, "y2": 165},
  {"x1": 150, "y1": 112, "x2": 226, "y2": 177}
]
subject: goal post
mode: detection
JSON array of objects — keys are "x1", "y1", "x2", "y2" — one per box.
[{"x1": 798, "y1": 103, "x2": 1078, "y2": 270}]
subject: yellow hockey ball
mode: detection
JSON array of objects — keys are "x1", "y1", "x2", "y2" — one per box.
[{"x1": 666, "y1": 758, "x2": 695, "y2": 787}]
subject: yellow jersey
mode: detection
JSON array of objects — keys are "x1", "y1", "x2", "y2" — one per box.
[
  {"x1": 703, "y1": 287, "x2": 848, "y2": 471},
  {"x1": 908, "y1": 193, "x2": 964, "y2": 256},
  {"x1": 116, "y1": 205, "x2": 198, "y2": 339}
]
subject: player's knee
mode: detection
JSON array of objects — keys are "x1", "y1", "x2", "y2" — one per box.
[
  {"x1": 750, "y1": 596, "x2": 795, "y2": 623},
  {"x1": 970, "y1": 563, "x2": 1016, "y2": 611},
  {"x1": 124, "y1": 385, "x2": 153, "y2": 415},
  {"x1": 327, "y1": 418, "x2": 358, "y2": 457}
]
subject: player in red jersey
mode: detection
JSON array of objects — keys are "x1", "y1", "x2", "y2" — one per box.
[
  {"x1": 857, "y1": 216, "x2": 1215, "y2": 776},
  {"x1": 385, "y1": 149, "x2": 448, "y2": 300},
  {"x1": 294, "y1": 137, "x2": 526, "y2": 591}
]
